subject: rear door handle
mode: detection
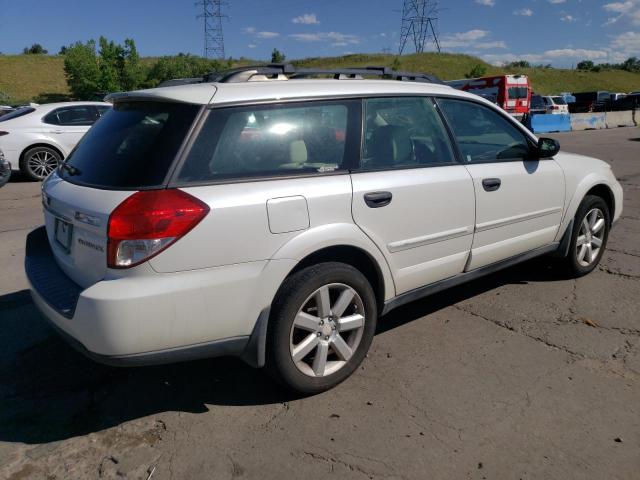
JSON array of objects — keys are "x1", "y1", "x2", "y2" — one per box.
[
  {"x1": 482, "y1": 178, "x2": 501, "y2": 192},
  {"x1": 364, "y1": 191, "x2": 392, "y2": 208}
]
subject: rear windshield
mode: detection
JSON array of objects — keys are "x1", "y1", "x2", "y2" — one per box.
[
  {"x1": 0, "y1": 107, "x2": 35, "y2": 122},
  {"x1": 59, "y1": 101, "x2": 200, "y2": 188},
  {"x1": 507, "y1": 87, "x2": 528, "y2": 99},
  {"x1": 551, "y1": 96, "x2": 567, "y2": 105}
]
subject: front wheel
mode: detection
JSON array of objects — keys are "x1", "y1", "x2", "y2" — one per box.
[
  {"x1": 20, "y1": 146, "x2": 62, "y2": 181},
  {"x1": 266, "y1": 262, "x2": 377, "y2": 394},
  {"x1": 562, "y1": 195, "x2": 610, "y2": 277}
]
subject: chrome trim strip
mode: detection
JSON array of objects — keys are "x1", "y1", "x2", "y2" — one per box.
[
  {"x1": 475, "y1": 207, "x2": 562, "y2": 233},
  {"x1": 387, "y1": 226, "x2": 473, "y2": 253}
]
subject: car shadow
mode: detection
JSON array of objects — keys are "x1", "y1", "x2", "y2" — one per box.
[
  {"x1": 0, "y1": 257, "x2": 567, "y2": 444},
  {"x1": 7, "y1": 170, "x2": 36, "y2": 183},
  {"x1": 630, "y1": 137, "x2": 640, "y2": 142}
]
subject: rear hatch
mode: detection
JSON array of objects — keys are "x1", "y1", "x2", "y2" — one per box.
[{"x1": 43, "y1": 100, "x2": 203, "y2": 288}]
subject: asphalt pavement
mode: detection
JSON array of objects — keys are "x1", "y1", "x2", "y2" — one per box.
[{"x1": 1, "y1": 127, "x2": 639, "y2": 479}]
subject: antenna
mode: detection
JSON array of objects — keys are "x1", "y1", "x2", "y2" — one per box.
[
  {"x1": 398, "y1": 0, "x2": 440, "y2": 55},
  {"x1": 196, "y1": 0, "x2": 227, "y2": 59}
]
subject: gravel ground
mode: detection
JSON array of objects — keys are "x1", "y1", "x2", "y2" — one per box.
[{"x1": 1, "y1": 127, "x2": 639, "y2": 480}]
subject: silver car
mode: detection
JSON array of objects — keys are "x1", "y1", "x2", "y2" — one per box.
[{"x1": 26, "y1": 65, "x2": 623, "y2": 393}]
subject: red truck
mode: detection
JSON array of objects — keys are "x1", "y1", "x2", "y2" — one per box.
[{"x1": 444, "y1": 74, "x2": 531, "y2": 119}]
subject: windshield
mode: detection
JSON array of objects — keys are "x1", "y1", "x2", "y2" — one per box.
[
  {"x1": 0, "y1": 107, "x2": 35, "y2": 122},
  {"x1": 59, "y1": 101, "x2": 200, "y2": 189},
  {"x1": 507, "y1": 87, "x2": 529, "y2": 99},
  {"x1": 551, "y1": 96, "x2": 567, "y2": 105}
]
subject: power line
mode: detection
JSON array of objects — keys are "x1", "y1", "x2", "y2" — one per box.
[
  {"x1": 398, "y1": 0, "x2": 440, "y2": 55},
  {"x1": 196, "y1": 0, "x2": 227, "y2": 59}
]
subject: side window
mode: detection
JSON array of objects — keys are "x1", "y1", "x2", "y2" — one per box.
[
  {"x1": 43, "y1": 106, "x2": 97, "y2": 126},
  {"x1": 438, "y1": 98, "x2": 531, "y2": 163},
  {"x1": 96, "y1": 105, "x2": 112, "y2": 116},
  {"x1": 362, "y1": 97, "x2": 455, "y2": 170},
  {"x1": 178, "y1": 100, "x2": 356, "y2": 182}
]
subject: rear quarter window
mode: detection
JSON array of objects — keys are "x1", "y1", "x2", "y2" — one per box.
[
  {"x1": 176, "y1": 100, "x2": 360, "y2": 183},
  {"x1": 59, "y1": 101, "x2": 200, "y2": 189}
]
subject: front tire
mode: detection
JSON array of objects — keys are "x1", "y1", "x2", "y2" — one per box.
[
  {"x1": 20, "y1": 146, "x2": 62, "y2": 181},
  {"x1": 563, "y1": 195, "x2": 610, "y2": 277},
  {"x1": 266, "y1": 262, "x2": 377, "y2": 394}
]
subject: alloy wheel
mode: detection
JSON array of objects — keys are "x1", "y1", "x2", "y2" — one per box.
[
  {"x1": 27, "y1": 150, "x2": 59, "y2": 179},
  {"x1": 289, "y1": 283, "x2": 366, "y2": 378},
  {"x1": 576, "y1": 208, "x2": 606, "y2": 267}
]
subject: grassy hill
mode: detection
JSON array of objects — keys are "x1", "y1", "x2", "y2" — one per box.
[{"x1": 1, "y1": 52, "x2": 639, "y2": 104}]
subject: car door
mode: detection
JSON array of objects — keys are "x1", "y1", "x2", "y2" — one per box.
[
  {"x1": 350, "y1": 97, "x2": 475, "y2": 295},
  {"x1": 437, "y1": 97, "x2": 565, "y2": 270},
  {"x1": 43, "y1": 105, "x2": 99, "y2": 153}
]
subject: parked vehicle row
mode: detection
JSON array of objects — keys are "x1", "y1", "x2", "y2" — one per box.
[
  {"x1": 530, "y1": 95, "x2": 569, "y2": 115},
  {"x1": 0, "y1": 101, "x2": 111, "y2": 180},
  {"x1": 26, "y1": 65, "x2": 623, "y2": 393}
]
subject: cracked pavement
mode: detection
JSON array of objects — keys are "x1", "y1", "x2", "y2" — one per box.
[{"x1": 1, "y1": 128, "x2": 639, "y2": 479}]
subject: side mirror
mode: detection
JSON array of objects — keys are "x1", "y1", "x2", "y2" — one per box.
[{"x1": 537, "y1": 137, "x2": 560, "y2": 158}]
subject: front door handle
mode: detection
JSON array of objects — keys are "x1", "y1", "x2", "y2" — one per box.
[
  {"x1": 364, "y1": 191, "x2": 393, "y2": 208},
  {"x1": 482, "y1": 178, "x2": 501, "y2": 192}
]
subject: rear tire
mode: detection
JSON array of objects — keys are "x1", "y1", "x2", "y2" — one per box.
[
  {"x1": 20, "y1": 146, "x2": 62, "y2": 181},
  {"x1": 561, "y1": 195, "x2": 610, "y2": 277},
  {"x1": 266, "y1": 262, "x2": 377, "y2": 394}
]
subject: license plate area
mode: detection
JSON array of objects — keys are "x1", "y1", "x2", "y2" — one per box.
[{"x1": 54, "y1": 217, "x2": 73, "y2": 253}]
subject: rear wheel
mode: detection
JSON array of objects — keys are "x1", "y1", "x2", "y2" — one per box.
[
  {"x1": 20, "y1": 146, "x2": 62, "y2": 181},
  {"x1": 266, "y1": 262, "x2": 377, "y2": 394},
  {"x1": 562, "y1": 195, "x2": 610, "y2": 277}
]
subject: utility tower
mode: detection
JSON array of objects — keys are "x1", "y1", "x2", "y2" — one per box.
[
  {"x1": 398, "y1": 0, "x2": 440, "y2": 55},
  {"x1": 196, "y1": 0, "x2": 226, "y2": 59}
]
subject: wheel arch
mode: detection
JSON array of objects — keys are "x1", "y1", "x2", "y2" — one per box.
[
  {"x1": 20, "y1": 142, "x2": 66, "y2": 163},
  {"x1": 585, "y1": 183, "x2": 615, "y2": 224},
  {"x1": 287, "y1": 245, "x2": 387, "y2": 313}
]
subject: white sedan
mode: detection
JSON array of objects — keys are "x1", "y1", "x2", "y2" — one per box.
[{"x1": 0, "y1": 101, "x2": 111, "y2": 180}]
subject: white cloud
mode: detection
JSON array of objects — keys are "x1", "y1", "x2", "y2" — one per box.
[
  {"x1": 602, "y1": 0, "x2": 640, "y2": 25},
  {"x1": 440, "y1": 29, "x2": 506, "y2": 49},
  {"x1": 475, "y1": 0, "x2": 495, "y2": 6},
  {"x1": 604, "y1": 1, "x2": 634, "y2": 13},
  {"x1": 292, "y1": 13, "x2": 320, "y2": 25},
  {"x1": 289, "y1": 31, "x2": 360, "y2": 47},
  {"x1": 248, "y1": 44, "x2": 257, "y2": 49},
  {"x1": 561, "y1": 14, "x2": 577, "y2": 22},
  {"x1": 242, "y1": 27, "x2": 279, "y2": 39},
  {"x1": 548, "y1": 0, "x2": 566, "y2": 4},
  {"x1": 514, "y1": 8, "x2": 533, "y2": 16},
  {"x1": 255, "y1": 31, "x2": 279, "y2": 39},
  {"x1": 544, "y1": 48, "x2": 608, "y2": 59}
]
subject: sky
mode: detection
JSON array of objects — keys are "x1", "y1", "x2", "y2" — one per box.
[{"x1": 0, "y1": 0, "x2": 638, "y2": 67}]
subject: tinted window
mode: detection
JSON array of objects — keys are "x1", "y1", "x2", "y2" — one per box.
[
  {"x1": 438, "y1": 98, "x2": 531, "y2": 163},
  {"x1": 59, "y1": 101, "x2": 199, "y2": 188},
  {"x1": 551, "y1": 96, "x2": 567, "y2": 105},
  {"x1": 178, "y1": 100, "x2": 357, "y2": 182},
  {"x1": 96, "y1": 105, "x2": 112, "y2": 116},
  {"x1": 531, "y1": 95, "x2": 544, "y2": 108},
  {"x1": 0, "y1": 107, "x2": 35, "y2": 122},
  {"x1": 44, "y1": 106, "x2": 97, "y2": 126},
  {"x1": 362, "y1": 97, "x2": 455, "y2": 170},
  {"x1": 508, "y1": 87, "x2": 528, "y2": 99}
]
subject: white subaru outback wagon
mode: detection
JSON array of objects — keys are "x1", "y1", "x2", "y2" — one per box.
[{"x1": 26, "y1": 65, "x2": 623, "y2": 393}]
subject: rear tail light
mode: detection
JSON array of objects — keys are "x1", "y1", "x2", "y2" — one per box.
[{"x1": 107, "y1": 189, "x2": 210, "y2": 268}]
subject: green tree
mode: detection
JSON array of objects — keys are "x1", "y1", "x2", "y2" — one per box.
[
  {"x1": 506, "y1": 60, "x2": 531, "y2": 69},
  {"x1": 63, "y1": 37, "x2": 144, "y2": 99},
  {"x1": 576, "y1": 60, "x2": 595, "y2": 71},
  {"x1": 391, "y1": 56, "x2": 402, "y2": 71},
  {"x1": 465, "y1": 63, "x2": 487, "y2": 78},
  {"x1": 622, "y1": 56, "x2": 640, "y2": 72},
  {"x1": 144, "y1": 54, "x2": 230, "y2": 87},
  {"x1": 271, "y1": 48, "x2": 285, "y2": 63},
  {"x1": 63, "y1": 40, "x2": 101, "y2": 99},
  {"x1": 23, "y1": 43, "x2": 48, "y2": 54}
]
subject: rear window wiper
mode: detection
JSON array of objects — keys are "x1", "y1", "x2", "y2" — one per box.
[{"x1": 59, "y1": 162, "x2": 82, "y2": 176}]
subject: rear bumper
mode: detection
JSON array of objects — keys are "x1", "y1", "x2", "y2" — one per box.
[{"x1": 25, "y1": 226, "x2": 290, "y2": 366}]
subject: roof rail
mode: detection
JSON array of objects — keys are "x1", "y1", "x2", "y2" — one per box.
[{"x1": 199, "y1": 63, "x2": 442, "y2": 84}]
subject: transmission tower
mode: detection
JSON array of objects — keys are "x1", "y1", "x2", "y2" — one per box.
[
  {"x1": 196, "y1": 0, "x2": 227, "y2": 59},
  {"x1": 398, "y1": 0, "x2": 441, "y2": 54}
]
